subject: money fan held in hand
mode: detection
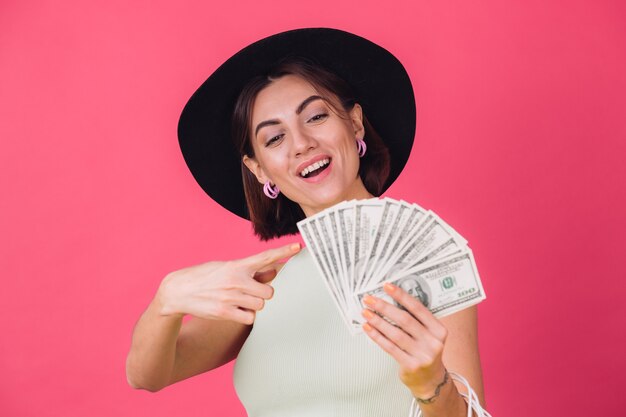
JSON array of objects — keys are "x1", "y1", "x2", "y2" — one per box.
[{"x1": 297, "y1": 197, "x2": 486, "y2": 334}]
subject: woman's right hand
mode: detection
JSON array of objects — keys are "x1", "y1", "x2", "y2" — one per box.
[{"x1": 157, "y1": 243, "x2": 301, "y2": 325}]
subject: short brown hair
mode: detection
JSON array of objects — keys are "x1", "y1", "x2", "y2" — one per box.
[{"x1": 231, "y1": 57, "x2": 390, "y2": 241}]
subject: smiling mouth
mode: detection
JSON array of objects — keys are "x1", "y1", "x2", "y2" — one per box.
[{"x1": 300, "y1": 158, "x2": 331, "y2": 178}]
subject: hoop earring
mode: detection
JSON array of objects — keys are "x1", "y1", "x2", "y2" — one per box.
[
  {"x1": 263, "y1": 181, "x2": 280, "y2": 199},
  {"x1": 356, "y1": 137, "x2": 367, "y2": 157}
]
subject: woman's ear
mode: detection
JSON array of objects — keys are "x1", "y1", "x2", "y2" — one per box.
[
  {"x1": 350, "y1": 103, "x2": 365, "y2": 138},
  {"x1": 242, "y1": 155, "x2": 268, "y2": 184}
]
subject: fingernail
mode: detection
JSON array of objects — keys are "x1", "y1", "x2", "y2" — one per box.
[
  {"x1": 384, "y1": 282, "x2": 396, "y2": 293},
  {"x1": 362, "y1": 309, "x2": 374, "y2": 319},
  {"x1": 290, "y1": 243, "x2": 301, "y2": 251},
  {"x1": 363, "y1": 296, "x2": 376, "y2": 306},
  {"x1": 363, "y1": 322, "x2": 373, "y2": 332}
]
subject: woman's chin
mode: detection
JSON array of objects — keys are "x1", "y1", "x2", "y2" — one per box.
[{"x1": 285, "y1": 176, "x2": 371, "y2": 214}]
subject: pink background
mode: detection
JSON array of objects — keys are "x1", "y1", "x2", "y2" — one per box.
[{"x1": 1, "y1": 1, "x2": 625, "y2": 416}]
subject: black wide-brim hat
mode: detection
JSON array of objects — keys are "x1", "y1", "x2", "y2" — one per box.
[{"x1": 178, "y1": 27, "x2": 416, "y2": 220}]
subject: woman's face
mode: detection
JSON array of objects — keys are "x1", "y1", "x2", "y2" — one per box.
[{"x1": 243, "y1": 74, "x2": 371, "y2": 216}]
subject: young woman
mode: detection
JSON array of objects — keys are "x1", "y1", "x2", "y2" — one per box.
[{"x1": 126, "y1": 28, "x2": 488, "y2": 417}]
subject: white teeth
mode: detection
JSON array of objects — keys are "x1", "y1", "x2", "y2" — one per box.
[{"x1": 300, "y1": 158, "x2": 330, "y2": 177}]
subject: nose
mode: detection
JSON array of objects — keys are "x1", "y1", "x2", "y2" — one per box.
[{"x1": 291, "y1": 127, "x2": 317, "y2": 157}]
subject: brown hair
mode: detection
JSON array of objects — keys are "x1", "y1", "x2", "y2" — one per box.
[{"x1": 231, "y1": 57, "x2": 390, "y2": 241}]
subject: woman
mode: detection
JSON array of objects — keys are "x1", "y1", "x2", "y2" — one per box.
[{"x1": 126, "y1": 28, "x2": 488, "y2": 417}]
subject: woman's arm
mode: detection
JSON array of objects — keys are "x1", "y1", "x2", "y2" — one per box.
[
  {"x1": 361, "y1": 283, "x2": 486, "y2": 417},
  {"x1": 125, "y1": 286, "x2": 252, "y2": 391},
  {"x1": 439, "y1": 305, "x2": 485, "y2": 404},
  {"x1": 125, "y1": 243, "x2": 301, "y2": 392},
  {"x1": 412, "y1": 306, "x2": 485, "y2": 416}
]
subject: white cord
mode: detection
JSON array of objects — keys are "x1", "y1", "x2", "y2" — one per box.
[{"x1": 408, "y1": 372, "x2": 492, "y2": 417}]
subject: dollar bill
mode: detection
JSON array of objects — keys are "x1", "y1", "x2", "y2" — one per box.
[
  {"x1": 335, "y1": 202, "x2": 355, "y2": 290},
  {"x1": 297, "y1": 219, "x2": 351, "y2": 326},
  {"x1": 356, "y1": 249, "x2": 486, "y2": 321},
  {"x1": 297, "y1": 197, "x2": 486, "y2": 334},
  {"x1": 353, "y1": 199, "x2": 385, "y2": 292},
  {"x1": 374, "y1": 211, "x2": 467, "y2": 287},
  {"x1": 363, "y1": 199, "x2": 427, "y2": 291}
]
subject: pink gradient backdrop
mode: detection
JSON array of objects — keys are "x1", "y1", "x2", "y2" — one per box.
[{"x1": 1, "y1": 1, "x2": 625, "y2": 415}]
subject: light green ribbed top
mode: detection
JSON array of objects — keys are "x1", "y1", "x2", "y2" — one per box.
[{"x1": 233, "y1": 247, "x2": 415, "y2": 417}]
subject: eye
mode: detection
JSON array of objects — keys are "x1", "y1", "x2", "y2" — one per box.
[
  {"x1": 265, "y1": 134, "x2": 284, "y2": 147},
  {"x1": 308, "y1": 113, "x2": 328, "y2": 122}
]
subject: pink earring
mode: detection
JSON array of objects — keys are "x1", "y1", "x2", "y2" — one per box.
[
  {"x1": 356, "y1": 138, "x2": 367, "y2": 157},
  {"x1": 263, "y1": 181, "x2": 280, "y2": 199}
]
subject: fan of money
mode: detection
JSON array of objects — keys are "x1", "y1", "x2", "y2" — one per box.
[{"x1": 297, "y1": 197, "x2": 486, "y2": 334}]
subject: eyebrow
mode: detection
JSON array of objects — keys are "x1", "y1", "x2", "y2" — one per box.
[{"x1": 254, "y1": 95, "x2": 324, "y2": 138}]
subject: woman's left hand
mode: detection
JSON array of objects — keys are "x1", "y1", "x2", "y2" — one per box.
[{"x1": 361, "y1": 282, "x2": 449, "y2": 398}]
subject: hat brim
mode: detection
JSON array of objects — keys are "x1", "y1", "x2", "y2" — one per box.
[{"x1": 178, "y1": 27, "x2": 416, "y2": 220}]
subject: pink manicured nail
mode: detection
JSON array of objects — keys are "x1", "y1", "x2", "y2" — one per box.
[
  {"x1": 384, "y1": 282, "x2": 396, "y2": 293},
  {"x1": 362, "y1": 309, "x2": 374, "y2": 319},
  {"x1": 363, "y1": 296, "x2": 376, "y2": 306}
]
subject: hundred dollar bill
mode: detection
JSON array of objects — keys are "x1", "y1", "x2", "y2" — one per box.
[
  {"x1": 374, "y1": 211, "x2": 467, "y2": 287},
  {"x1": 335, "y1": 202, "x2": 356, "y2": 289},
  {"x1": 297, "y1": 220, "x2": 350, "y2": 326},
  {"x1": 356, "y1": 249, "x2": 486, "y2": 322},
  {"x1": 360, "y1": 201, "x2": 402, "y2": 286},
  {"x1": 326, "y1": 209, "x2": 348, "y2": 294},
  {"x1": 364, "y1": 200, "x2": 426, "y2": 290},
  {"x1": 353, "y1": 199, "x2": 385, "y2": 292},
  {"x1": 311, "y1": 216, "x2": 348, "y2": 306},
  {"x1": 297, "y1": 197, "x2": 486, "y2": 334},
  {"x1": 321, "y1": 210, "x2": 357, "y2": 326}
]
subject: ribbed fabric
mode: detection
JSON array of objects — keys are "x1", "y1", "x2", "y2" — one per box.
[{"x1": 233, "y1": 248, "x2": 414, "y2": 417}]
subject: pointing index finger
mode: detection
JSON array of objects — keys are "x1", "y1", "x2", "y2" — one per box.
[{"x1": 240, "y1": 243, "x2": 301, "y2": 271}]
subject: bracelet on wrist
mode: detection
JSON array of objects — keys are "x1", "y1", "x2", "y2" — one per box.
[
  {"x1": 414, "y1": 369, "x2": 450, "y2": 405},
  {"x1": 410, "y1": 371, "x2": 492, "y2": 417}
]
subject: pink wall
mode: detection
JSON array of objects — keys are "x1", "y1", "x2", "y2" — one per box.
[{"x1": 1, "y1": 1, "x2": 625, "y2": 415}]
